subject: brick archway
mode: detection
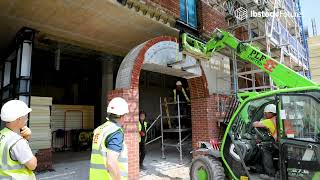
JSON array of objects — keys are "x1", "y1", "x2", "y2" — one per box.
[{"x1": 107, "y1": 36, "x2": 223, "y2": 179}]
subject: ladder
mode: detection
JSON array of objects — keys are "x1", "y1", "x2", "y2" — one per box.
[{"x1": 163, "y1": 97, "x2": 172, "y2": 129}]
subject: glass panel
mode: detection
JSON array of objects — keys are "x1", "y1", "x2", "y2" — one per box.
[
  {"x1": 231, "y1": 96, "x2": 276, "y2": 137},
  {"x1": 18, "y1": 79, "x2": 30, "y2": 93},
  {"x1": 187, "y1": 0, "x2": 197, "y2": 28},
  {"x1": 280, "y1": 95, "x2": 320, "y2": 142},
  {"x1": 180, "y1": 0, "x2": 187, "y2": 22}
]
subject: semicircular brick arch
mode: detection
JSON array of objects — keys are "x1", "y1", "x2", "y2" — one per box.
[{"x1": 107, "y1": 36, "x2": 222, "y2": 179}]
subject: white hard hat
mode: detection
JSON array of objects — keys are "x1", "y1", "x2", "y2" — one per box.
[
  {"x1": 107, "y1": 97, "x2": 129, "y2": 116},
  {"x1": 176, "y1": 81, "x2": 182, "y2": 86},
  {"x1": 264, "y1": 104, "x2": 276, "y2": 114},
  {"x1": 1, "y1": 100, "x2": 32, "y2": 122}
]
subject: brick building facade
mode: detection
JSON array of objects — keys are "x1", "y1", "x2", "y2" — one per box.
[{"x1": 107, "y1": 1, "x2": 229, "y2": 178}]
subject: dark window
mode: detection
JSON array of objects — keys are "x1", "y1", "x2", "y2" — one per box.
[{"x1": 180, "y1": 0, "x2": 197, "y2": 28}]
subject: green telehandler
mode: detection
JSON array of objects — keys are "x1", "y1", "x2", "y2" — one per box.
[{"x1": 180, "y1": 29, "x2": 320, "y2": 180}]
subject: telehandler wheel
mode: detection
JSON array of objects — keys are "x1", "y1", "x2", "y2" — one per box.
[{"x1": 190, "y1": 155, "x2": 225, "y2": 180}]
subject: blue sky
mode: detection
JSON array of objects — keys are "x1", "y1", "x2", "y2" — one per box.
[{"x1": 301, "y1": 0, "x2": 320, "y2": 36}]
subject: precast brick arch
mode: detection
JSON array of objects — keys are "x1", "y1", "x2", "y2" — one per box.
[{"x1": 107, "y1": 36, "x2": 223, "y2": 179}]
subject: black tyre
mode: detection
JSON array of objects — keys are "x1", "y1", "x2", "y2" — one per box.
[{"x1": 190, "y1": 155, "x2": 225, "y2": 180}]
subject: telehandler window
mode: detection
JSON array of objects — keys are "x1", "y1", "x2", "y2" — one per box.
[
  {"x1": 231, "y1": 96, "x2": 276, "y2": 138},
  {"x1": 280, "y1": 94, "x2": 320, "y2": 141}
]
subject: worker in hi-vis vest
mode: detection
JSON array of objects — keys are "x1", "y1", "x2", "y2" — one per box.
[
  {"x1": 138, "y1": 110, "x2": 148, "y2": 170},
  {"x1": 173, "y1": 81, "x2": 190, "y2": 104},
  {"x1": 89, "y1": 97, "x2": 129, "y2": 180},
  {"x1": 0, "y1": 100, "x2": 37, "y2": 180},
  {"x1": 253, "y1": 104, "x2": 277, "y2": 178},
  {"x1": 173, "y1": 81, "x2": 190, "y2": 120}
]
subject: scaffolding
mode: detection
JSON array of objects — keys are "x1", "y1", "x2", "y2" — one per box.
[
  {"x1": 221, "y1": 0, "x2": 310, "y2": 92},
  {"x1": 160, "y1": 95, "x2": 191, "y2": 163}
]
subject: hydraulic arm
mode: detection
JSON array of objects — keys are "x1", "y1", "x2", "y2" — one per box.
[{"x1": 180, "y1": 29, "x2": 317, "y2": 88}]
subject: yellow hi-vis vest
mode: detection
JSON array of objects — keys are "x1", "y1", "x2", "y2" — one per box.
[
  {"x1": 138, "y1": 121, "x2": 147, "y2": 143},
  {"x1": 0, "y1": 127, "x2": 36, "y2": 180},
  {"x1": 89, "y1": 120, "x2": 128, "y2": 180},
  {"x1": 261, "y1": 118, "x2": 277, "y2": 140},
  {"x1": 173, "y1": 88, "x2": 190, "y2": 103}
]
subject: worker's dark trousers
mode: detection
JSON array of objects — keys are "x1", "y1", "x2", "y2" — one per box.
[
  {"x1": 139, "y1": 142, "x2": 146, "y2": 166},
  {"x1": 261, "y1": 146, "x2": 276, "y2": 176},
  {"x1": 179, "y1": 103, "x2": 187, "y2": 116}
]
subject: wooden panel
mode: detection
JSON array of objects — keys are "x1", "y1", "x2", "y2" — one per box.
[
  {"x1": 51, "y1": 104, "x2": 94, "y2": 131},
  {"x1": 30, "y1": 96, "x2": 53, "y2": 106},
  {"x1": 29, "y1": 96, "x2": 52, "y2": 151}
]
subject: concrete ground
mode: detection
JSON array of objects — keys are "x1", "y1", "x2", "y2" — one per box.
[
  {"x1": 35, "y1": 151, "x2": 90, "y2": 180},
  {"x1": 35, "y1": 141, "x2": 192, "y2": 180},
  {"x1": 140, "y1": 141, "x2": 192, "y2": 180}
]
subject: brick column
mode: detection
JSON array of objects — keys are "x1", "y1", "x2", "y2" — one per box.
[
  {"x1": 108, "y1": 36, "x2": 176, "y2": 179},
  {"x1": 190, "y1": 94, "x2": 229, "y2": 150},
  {"x1": 188, "y1": 74, "x2": 229, "y2": 150},
  {"x1": 107, "y1": 88, "x2": 139, "y2": 179},
  {"x1": 35, "y1": 148, "x2": 53, "y2": 171}
]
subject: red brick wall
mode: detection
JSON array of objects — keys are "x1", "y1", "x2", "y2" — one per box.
[
  {"x1": 197, "y1": 1, "x2": 227, "y2": 36},
  {"x1": 35, "y1": 148, "x2": 53, "y2": 171},
  {"x1": 188, "y1": 69, "x2": 209, "y2": 99},
  {"x1": 235, "y1": 27, "x2": 249, "y2": 41},
  {"x1": 188, "y1": 74, "x2": 228, "y2": 149},
  {"x1": 146, "y1": 0, "x2": 180, "y2": 18},
  {"x1": 191, "y1": 94, "x2": 230, "y2": 152}
]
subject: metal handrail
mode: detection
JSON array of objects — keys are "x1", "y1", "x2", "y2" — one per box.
[
  {"x1": 146, "y1": 114, "x2": 161, "y2": 133},
  {"x1": 146, "y1": 114, "x2": 162, "y2": 145}
]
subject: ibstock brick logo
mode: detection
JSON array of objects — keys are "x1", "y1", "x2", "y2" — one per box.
[{"x1": 234, "y1": 7, "x2": 248, "y2": 21}]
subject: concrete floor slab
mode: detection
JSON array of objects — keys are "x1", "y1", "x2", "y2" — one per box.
[
  {"x1": 36, "y1": 151, "x2": 90, "y2": 180},
  {"x1": 36, "y1": 141, "x2": 192, "y2": 180}
]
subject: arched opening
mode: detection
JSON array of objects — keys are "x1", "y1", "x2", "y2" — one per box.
[{"x1": 108, "y1": 36, "x2": 230, "y2": 179}]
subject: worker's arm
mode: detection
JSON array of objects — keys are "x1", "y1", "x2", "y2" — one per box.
[
  {"x1": 105, "y1": 130, "x2": 124, "y2": 180},
  {"x1": 106, "y1": 150, "x2": 121, "y2": 180},
  {"x1": 253, "y1": 121, "x2": 266, "y2": 128},
  {"x1": 180, "y1": 88, "x2": 190, "y2": 103},
  {"x1": 10, "y1": 139, "x2": 37, "y2": 170},
  {"x1": 24, "y1": 156, "x2": 37, "y2": 170}
]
